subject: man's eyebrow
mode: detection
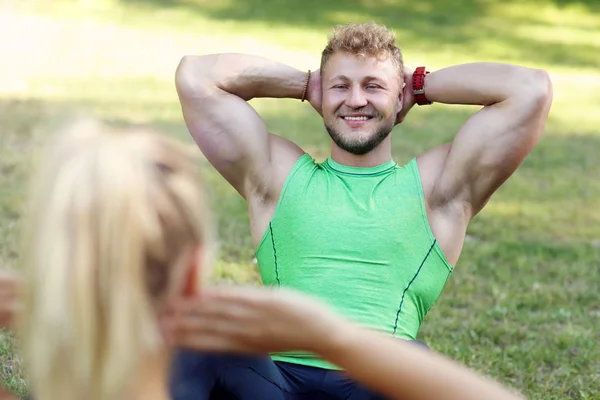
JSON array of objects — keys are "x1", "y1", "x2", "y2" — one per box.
[
  {"x1": 329, "y1": 74, "x2": 350, "y2": 82},
  {"x1": 363, "y1": 75, "x2": 387, "y2": 83},
  {"x1": 329, "y1": 75, "x2": 386, "y2": 82}
]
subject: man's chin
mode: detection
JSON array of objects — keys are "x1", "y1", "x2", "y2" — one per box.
[
  {"x1": 327, "y1": 129, "x2": 374, "y2": 144},
  {"x1": 329, "y1": 135, "x2": 379, "y2": 155},
  {"x1": 327, "y1": 124, "x2": 374, "y2": 139},
  {"x1": 325, "y1": 124, "x2": 393, "y2": 155}
]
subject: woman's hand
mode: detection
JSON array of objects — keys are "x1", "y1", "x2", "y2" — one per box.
[{"x1": 163, "y1": 286, "x2": 345, "y2": 355}]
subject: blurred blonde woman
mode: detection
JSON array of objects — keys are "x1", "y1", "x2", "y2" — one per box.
[
  {"x1": 17, "y1": 122, "x2": 214, "y2": 400},
  {"x1": 14, "y1": 122, "x2": 524, "y2": 400}
]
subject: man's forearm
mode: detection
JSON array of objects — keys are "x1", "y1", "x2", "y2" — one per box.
[
  {"x1": 424, "y1": 62, "x2": 549, "y2": 106},
  {"x1": 176, "y1": 53, "x2": 307, "y2": 101}
]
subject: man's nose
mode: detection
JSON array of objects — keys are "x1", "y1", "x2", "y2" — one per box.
[{"x1": 345, "y1": 86, "x2": 368, "y2": 108}]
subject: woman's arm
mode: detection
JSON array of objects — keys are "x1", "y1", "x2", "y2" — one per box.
[
  {"x1": 166, "y1": 286, "x2": 525, "y2": 400},
  {"x1": 320, "y1": 323, "x2": 524, "y2": 400}
]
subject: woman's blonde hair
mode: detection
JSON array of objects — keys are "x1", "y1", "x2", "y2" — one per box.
[{"x1": 18, "y1": 121, "x2": 214, "y2": 400}]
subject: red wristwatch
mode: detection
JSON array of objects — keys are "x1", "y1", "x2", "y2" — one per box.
[{"x1": 412, "y1": 66, "x2": 431, "y2": 106}]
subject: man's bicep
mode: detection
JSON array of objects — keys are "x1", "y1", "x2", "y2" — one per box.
[
  {"x1": 437, "y1": 99, "x2": 548, "y2": 214},
  {"x1": 179, "y1": 89, "x2": 271, "y2": 196}
]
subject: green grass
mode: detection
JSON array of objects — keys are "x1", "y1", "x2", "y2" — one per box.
[{"x1": 1, "y1": 0, "x2": 599, "y2": 398}]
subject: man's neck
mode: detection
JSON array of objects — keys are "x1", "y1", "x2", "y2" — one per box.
[{"x1": 330, "y1": 138, "x2": 393, "y2": 168}]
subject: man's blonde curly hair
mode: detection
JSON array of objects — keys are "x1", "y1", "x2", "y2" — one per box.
[{"x1": 321, "y1": 22, "x2": 404, "y2": 84}]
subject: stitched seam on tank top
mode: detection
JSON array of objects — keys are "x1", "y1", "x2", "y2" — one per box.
[
  {"x1": 269, "y1": 222, "x2": 281, "y2": 286},
  {"x1": 392, "y1": 239, "x2": 437, "y2": 336}
]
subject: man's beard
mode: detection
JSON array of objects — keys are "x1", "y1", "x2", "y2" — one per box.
[{"x1": 325, "y1": 120, "x2": 394, "y2": 155}]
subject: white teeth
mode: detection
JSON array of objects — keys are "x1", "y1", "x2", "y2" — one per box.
[{"x1": 344, "y1": 116, "x2": 369, "y2": 121}]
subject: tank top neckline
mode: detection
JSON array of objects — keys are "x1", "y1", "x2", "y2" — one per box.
[{"x1": 325, "y1": 157, "x2": 397, "y2": 176}]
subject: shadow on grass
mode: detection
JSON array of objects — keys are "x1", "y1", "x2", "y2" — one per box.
[{"x1": 116, "y1": 0, "x2": 599, "y2": 69}]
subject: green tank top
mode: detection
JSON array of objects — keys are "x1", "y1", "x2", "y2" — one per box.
[{"x1": 255, "y1": 154, "x2": 453, "y2": 370}]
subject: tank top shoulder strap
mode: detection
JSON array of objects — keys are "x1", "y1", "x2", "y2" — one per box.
[{"x1": 277, "y1": 152, "x2": 318, "y2": 199}]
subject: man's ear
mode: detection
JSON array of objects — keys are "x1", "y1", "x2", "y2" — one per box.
[
  {"x1": 395, "y1": 86, "x2": 407, "y2": 125},
  {"x1": 183, "y1": 245, "x2": 203, "y2": 298},
  {"x1": 398, "y1": 79, "x2": 406, "y2": 103},
  {"x1": 397, "y1": 87, "x2": 405, "y2": 111}
]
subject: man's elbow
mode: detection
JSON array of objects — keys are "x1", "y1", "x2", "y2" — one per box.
[
  {"x1": 175, "y1": 55, "x2": 215, "y2": 99},
  {"x1": 523, "y1": 68, "x2": 553, "y2": 112}
]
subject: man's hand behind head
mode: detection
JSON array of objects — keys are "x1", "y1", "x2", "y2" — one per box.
[
  {"x1": 395, "y1": 66, "x2": 416, "y2": 125},
  {"x1": 306, "y1": 69, "x2": 323, "y2": 116}
]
